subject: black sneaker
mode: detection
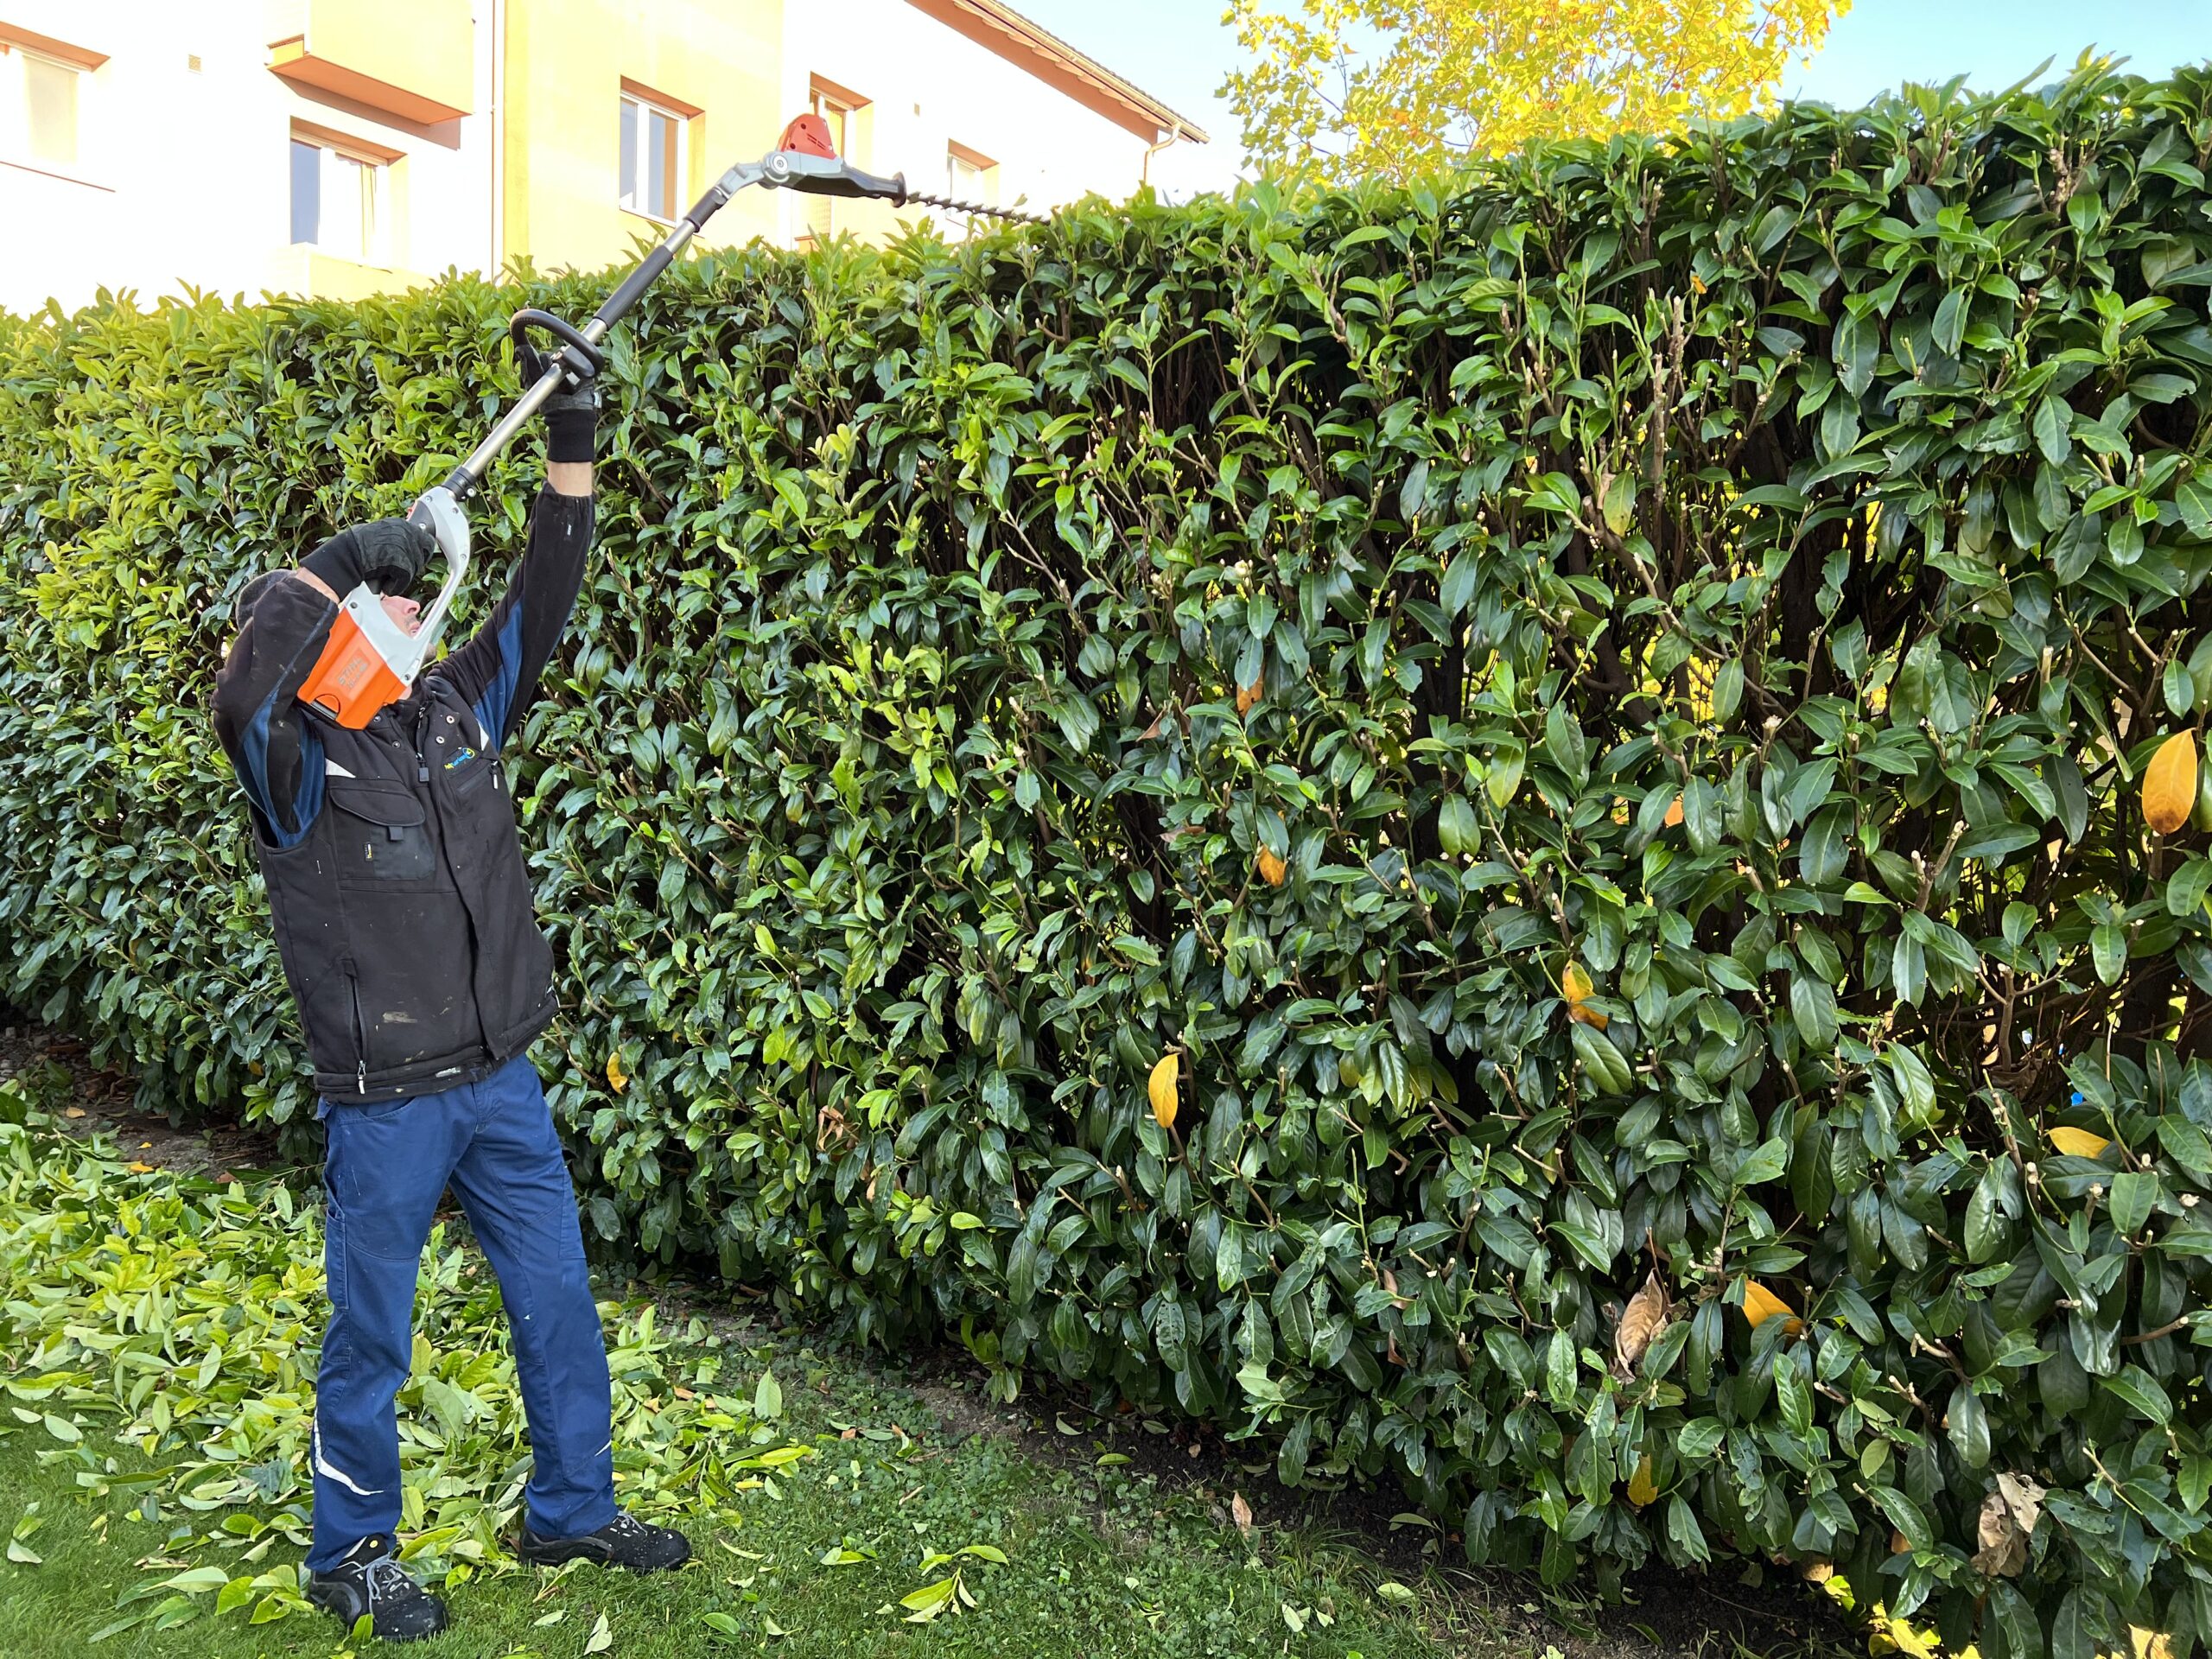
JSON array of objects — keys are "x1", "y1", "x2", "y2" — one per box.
[
  {"x1": 517, "y1": 1510, "x2": 691, "y2": 1573},
  {"x1": 304, "y1": 1534, "x2": 450, "y2": 1643}
]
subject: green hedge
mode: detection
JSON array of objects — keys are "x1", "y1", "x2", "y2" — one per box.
[{"x1": 9, "y1": 60, "x2": 2212, "y2": 1649}]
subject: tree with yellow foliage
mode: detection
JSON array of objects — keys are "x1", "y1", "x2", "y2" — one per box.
[{"x1": 1222, "y1": 0, "x2": 1847, "y2": 185}]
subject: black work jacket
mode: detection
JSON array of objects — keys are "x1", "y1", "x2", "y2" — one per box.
[{"x1": 211, "y1": 489, "x2": 592, "y2": 1101}]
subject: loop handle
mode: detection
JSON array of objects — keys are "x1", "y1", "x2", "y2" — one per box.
[{"x1": 508, "y1": 308, "x2": 606, "y2": 388}]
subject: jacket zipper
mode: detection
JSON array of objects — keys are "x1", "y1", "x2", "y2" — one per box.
[{"x1": 344, "y1": 957, "x2": 368, "y2": 1094}]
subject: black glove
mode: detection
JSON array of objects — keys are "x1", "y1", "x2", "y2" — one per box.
[
  {"x1": 544, "y1": 380, "x2": 600, "y2": 466},
  {"x1": 301, "y1": 518, "x2": 436, "y2": 597}
]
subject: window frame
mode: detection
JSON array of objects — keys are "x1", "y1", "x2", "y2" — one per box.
[
  {"x1": 618, "y1": 87, "x2": 690, "y2": 226},
  {"x1": 809, "y1": 85, "x2": 855, "y2": 162},
  {"x1": 0, "y1": 34, "x2": 103, "y2": 184},
  {"x1": 944, "y1": 142, "x2": 998, "y2": 237},
  {"x1": 19, "y1": 45, "x2": 79, "y2": 168},
  {"x1": 799, "y1": 78, "x2": 868, "y2": 249},
  {"x1": 288, "y1": 122, "x2": 397, "y2": 267}
]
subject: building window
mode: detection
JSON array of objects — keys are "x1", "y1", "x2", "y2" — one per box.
[
  {"x1": 947, "y1": 147, "x2": 990, "y2": 203},
  {"x1": 801, "y1": 80, "x2": 864, "y2": 245},
  {"x1": 290, "y1": 130, "x2": 387, "y2": 264},
  {"x1": 945, "y1": 143, "x2": 997, "y2": 236},
  {"x1": 3, "y1": 42, "x2": 83, "y2": 168},
  {"x1": 809, "y1": 85, "x2": 852, "y2": 160},
  {"x1": 620, "y1": 90, "x2": 686, "y2": 222}
]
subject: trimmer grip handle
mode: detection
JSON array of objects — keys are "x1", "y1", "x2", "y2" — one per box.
[
  {"x1": 509, "y1": 308, "x2": 606, "y2": 387},
  {"x1": 406, "y1": 493, "x2": 444, "y2": 536},
  {"x1": 407, "y1": 489, "x2": 469, "y2": 582},
  {"x1": 402, "y1": 485, "x2": 472, "y2": 665},
  {"x1": 851, "y1": 165, "x2": 908, "y2": 201}
]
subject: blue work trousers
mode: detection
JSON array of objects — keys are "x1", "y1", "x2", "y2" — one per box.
[{"x1": 307, "y1": 1054, "x2": 616, "y2": 1570}]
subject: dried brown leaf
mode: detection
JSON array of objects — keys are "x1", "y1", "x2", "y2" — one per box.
[
  {"x1": 1996, "y1": 1471, "x2": 2044, "y2": 1532},
  {"x1": 1971, "y1": 1471, "x2": 2045, "y2": 1578},
  {"x1": 1612, "y1": 1269, "x2": 1671, "y2": 1378},
  {"x1": 1972, "y1": 1503, "x2": 2025, "y2": 1575}
]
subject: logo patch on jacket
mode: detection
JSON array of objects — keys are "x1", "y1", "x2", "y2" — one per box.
[{"x1": 443, "y1": 747, "x2": 478, "y2": 771}]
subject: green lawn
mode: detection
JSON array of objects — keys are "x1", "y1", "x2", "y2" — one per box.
[
  {"x1": 0, "y1": 1086, "x2": 1503, "y2": 1659},
  {"x1": 0, "y1": 1381, "x2": 1496, "y2": 1659}
]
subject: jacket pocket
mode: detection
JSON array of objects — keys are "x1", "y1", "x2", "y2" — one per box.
[
  {"x1": 327, "y1": 783, "x2": 438, "y2": 884},
  {"x1": 448, "y1": 753, "x2": 500, "y2": 799},
  {"x1": 343, "y1": 957, "x2": 370, "y2": 1094}
]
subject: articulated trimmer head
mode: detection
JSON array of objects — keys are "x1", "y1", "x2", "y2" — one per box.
[
  {"x1": 296, "y1": 112, "x2": 1043, "y2": 730},
  {"x1": 767, "y1": 112, "x2": 1045, "y2": 225}
]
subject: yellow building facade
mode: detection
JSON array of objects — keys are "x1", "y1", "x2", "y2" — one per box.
[
  {"x1": 0, "y1": 0, "x2": 1201, "y2": 316},
  {"x1": 497, "y1": 0, "x2": 788, "y2": 278}
]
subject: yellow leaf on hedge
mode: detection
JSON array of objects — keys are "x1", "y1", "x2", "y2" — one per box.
[
  {"x1": 1663, "y1": 796, "x2": 1684, "y2": 828},
  {"x1": 1148, "y1": 1052, "x2": 1179, "y2": 1128},
  {"x1": 1560, "y1": 961, "x2": 1610, "y2": 1030},
  {"x1": 1626, "y1": 1456, "x2": 1657, "y2": 1508},
  {"x1": 1742, "y1": 1280, "x2": 1801, "y2": 1333},
  {"x1": 1256, "y1": 847, "x2": 1287, "y2": 887},
  {"x1": 2050, "y1": 1126, "x2": 2110, "y2": 1159},
  {"x1": 607, "y1": 1052, "x2": 629, "y2": 1093},
  {"x1": 2145, "y1": 732, "x2": 2198, "y2": 835}
]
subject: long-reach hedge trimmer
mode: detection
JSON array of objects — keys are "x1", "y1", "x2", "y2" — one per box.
[{"x1": 299, "y1": 114, "x2": 1043, "y2": 728}]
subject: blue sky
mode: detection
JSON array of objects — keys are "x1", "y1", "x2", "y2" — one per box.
[{"x1": 1012, "y1": 0, "x2": 2211, "y2": 199}]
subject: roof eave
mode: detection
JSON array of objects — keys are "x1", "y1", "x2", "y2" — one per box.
[{"x1": 904, "y1": 0, "x2": 1210, "y2": 146}]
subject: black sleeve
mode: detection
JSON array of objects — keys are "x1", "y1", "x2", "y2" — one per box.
[
  {"x1": 435, "y1": 486, "x2": 594, "y2": 748},
  {"x1": 210, "y1": 576, "x2": 337, "y2": 848}
]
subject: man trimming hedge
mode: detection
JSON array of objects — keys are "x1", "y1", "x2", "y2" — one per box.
[{"x1": 210, "y1": 372, "x2": 689, "y2": 1639}]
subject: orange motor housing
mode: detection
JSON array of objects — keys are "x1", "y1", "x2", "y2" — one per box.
[
  {"x1": 300, "y1": 607, "x2": 409, "y2": 729},
  {"x1": 294, "y1": 488, "x2": 471, "y2": 728},
  {"x1": 777, "y1": 112, "x2": 839, "y2": 158}
]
